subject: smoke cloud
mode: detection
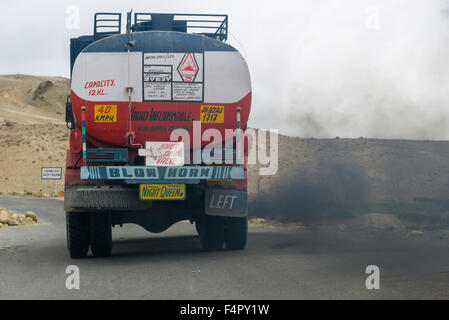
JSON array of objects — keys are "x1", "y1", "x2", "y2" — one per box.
[
  {"x1": 1, "y1": 0, "x2": 449, "y2": 139},
  {"x1": 246, "y1": 0, "x2": 449, "y2": 140},
  {"x1": 249, "y1": 161, "x2": 370, "y2": 222}
]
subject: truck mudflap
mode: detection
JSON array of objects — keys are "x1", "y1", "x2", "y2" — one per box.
[
  {"x1": 205, "y1": 189, "x2": 247, "y2": 217},
  {"x1": 80, "y1": 165, "x2": 244, "y2": 181}
]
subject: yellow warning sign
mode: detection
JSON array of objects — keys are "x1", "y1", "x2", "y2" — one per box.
[
  {"x1": 200, "y1": 105, "x2": 224, "y2": 123},
  {"x1": 140, "y1": 184, "x2": 186, "y2": 200},
  {"x1": 94, "y1": 105, "x2": 117, "y2": 122}
]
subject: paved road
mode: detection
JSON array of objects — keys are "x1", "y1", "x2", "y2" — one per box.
[{"x1": 0, "y1": 197, "x2": 448, "y2": 299}]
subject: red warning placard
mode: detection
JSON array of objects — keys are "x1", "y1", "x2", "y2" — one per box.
[
  {"x1": 143, "y1": 52, "x2": 204, "y2": 102},
  {"x1": 177, "y1": 53, "x2": 199, "y2": 82}
]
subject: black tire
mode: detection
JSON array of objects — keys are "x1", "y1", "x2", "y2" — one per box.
[
  {"x1": 66, "y1": 212, "x2": 90, "y2": 259},
  {"x1": 200, "y1": 214, "x2": 224, "y2": 251},
  {"x1": 224, "y1": 217, "x2": 248, "y2": 250},
  {"x1": 90, "y1": 212, "x2": 112, "y2": 257}
]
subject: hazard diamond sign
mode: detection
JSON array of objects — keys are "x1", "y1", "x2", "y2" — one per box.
[{"x1": 177, "y1": 53, "x2": 199, "y2": 82}]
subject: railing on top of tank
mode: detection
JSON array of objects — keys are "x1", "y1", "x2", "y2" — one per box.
[
  {"x1": 132, "y1": 13, "x2": 228, "y2": 41},
  {"x1": 94, "y1": 13, "x2": 122, "y2": 40}
]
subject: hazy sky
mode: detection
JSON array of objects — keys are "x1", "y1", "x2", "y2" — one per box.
[{"x1": 1, "y1": 0, "x2": 449, "y2": 139}]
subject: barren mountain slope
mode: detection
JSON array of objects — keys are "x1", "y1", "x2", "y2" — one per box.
[{"x1": 0, "y1": 75, "x2": 69, "y2": 194}]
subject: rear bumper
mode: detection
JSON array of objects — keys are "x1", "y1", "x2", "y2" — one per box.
[
  {"x1": 64, "y1": 186, "x2": 153, "y2": 212},
  {"x1": 66, "y1": 165, "x2": 247, "y2": 216},
  {"x1": 64, "y1": 184, "x2": 247, "y2": 217}
]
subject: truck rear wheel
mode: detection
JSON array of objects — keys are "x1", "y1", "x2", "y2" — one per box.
[
  {"x1": 90, "y1": 212, "x2": 112, "y2": 257},
  {"x1": 66, "y1": 212, "x2": 90, "y2": 259},
  {"x1": 199, "y1": 214, "x2": 224, "y2": 251},
  {"x1": 224, "y1": 217, "x2": 248, "y2": 250}
]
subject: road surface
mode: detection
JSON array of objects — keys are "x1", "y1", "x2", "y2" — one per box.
[{"x1": 0, "y1": 197, "x2": 448, "y2": 299}]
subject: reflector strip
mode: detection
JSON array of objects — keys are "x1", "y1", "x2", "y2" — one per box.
[{"x1": 81, "y1": 106, "x2": 87, "y2": 166}]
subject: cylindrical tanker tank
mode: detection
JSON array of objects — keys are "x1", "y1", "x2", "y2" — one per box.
[
  {"x1": 70, "y1": 31, "x2": 252, "y2": 148},
  {"x1": 65, "y1": 13, "x2": 252, "y2": 258}
]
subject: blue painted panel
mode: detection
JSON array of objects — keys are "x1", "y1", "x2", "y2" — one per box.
[{"x1": 80, "y1": 165, "x2": 245, "y2": 180}]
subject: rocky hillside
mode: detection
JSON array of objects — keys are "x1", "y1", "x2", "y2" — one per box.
[
  {"x1": 0, "y1": 75, "x2": 69, "y2": 194},
  {"x1": 0, "y1": 74, "x2": 69, "y2": 122}
]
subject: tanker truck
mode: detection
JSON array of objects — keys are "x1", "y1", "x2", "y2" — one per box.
[{"x1": 64, "y1": 12, "x2": 252, "y2": 258}]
